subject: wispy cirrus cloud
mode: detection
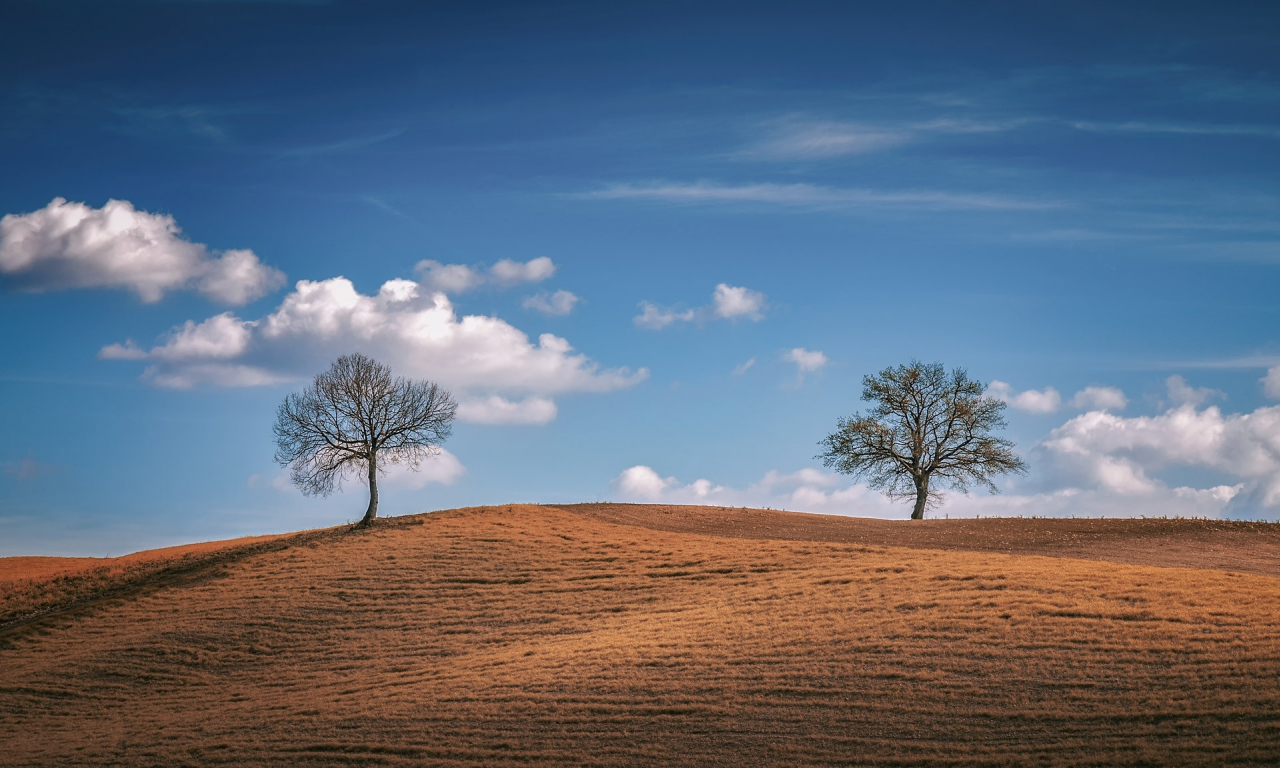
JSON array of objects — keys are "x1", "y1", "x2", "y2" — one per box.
[
  {"x1": 274, "y1": 127, "x2": 406, "y2": 158},
  {"x1": 579, "y1": 181, "x2": 1059, "y2": 211},
  {"x1": 738, "y1": 116, "x2": 1034, "y2": 160},
  {"x1": 1071, "y1": 120, "x2": 1280, "y2": 139}
]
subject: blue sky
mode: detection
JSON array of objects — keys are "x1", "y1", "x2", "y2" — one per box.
[{"x1": 2, "y1": 0, "x2": 1279, "y2": 555}]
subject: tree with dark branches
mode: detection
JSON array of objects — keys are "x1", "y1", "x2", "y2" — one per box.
[
  {"x1": 273, "y1": 353, "x2": 457, "y2": 527},
  {"x1": 818, "y1": 361, "x2": 1026, "y2": 520}
]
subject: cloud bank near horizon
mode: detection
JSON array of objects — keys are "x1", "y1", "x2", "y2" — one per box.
[{"x1": 613, "y1": 393, "x2": 1280, "y2": 520}]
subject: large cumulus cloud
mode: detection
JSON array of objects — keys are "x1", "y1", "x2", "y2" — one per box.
[
  {"x1": 101, "y1": 275, "x2": 648, "y2": 424},
  {"x1": 0, "y1": 198, "x2": 284, "y2": 304}
]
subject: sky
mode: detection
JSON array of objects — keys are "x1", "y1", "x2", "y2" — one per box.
[{"x1": 2, "y1": 0, "x2": 1279, "y2": 556}]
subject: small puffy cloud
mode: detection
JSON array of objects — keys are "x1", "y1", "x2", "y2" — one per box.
[
  {"x1": 615, "y1": 465, "x2": 675, "y2": 501},
  {"x1": 712, "y1": 283, "x2": 767, "y2": 321},
  {"x1": 988, "y1": 381, "x2": 1062, "y2": 413},
  {"x1": 0, "y1": 198, "x2": 284, "y2": 305},
  {"x1": 1069, "y1": 386, "x2": 1129, "y2": 411},
  {"x1": 414, "y1": 257, "x2": 555, "y2": 294},
  {"x1": 635, "y1": 283, "x2": 768, "y2": 329},
  {"x1": 1265, "y1": 366, "x2": 1280, "y2": 399},
  {"x1": 612, "y1": 464, "x2": 896, "y2": 514},
  {"x1": 255, "y1": 448, "x2": 466, "y2": 493},
  {"x1": 414, "y1": 261, "x2": 482, "y2": 294},
  {"x1": 614, "y1": 466, "x2": 727, "y2": 503},
  {"x1": 990, "y1": 380, "x2": 1127, "y2": 414},
  {"x1": 1166, "y1": 375, "x2": 1224, "y2": 407},
  {"x1": 732, "y1": 358, "x2": 756, "y2": 376},
  {"x1": 634, "y1": 302, "x2": 696, "y2": 329},
  {"x1": 491, "y1": 256, "x2": 555, "y2": 286},
  {"x1": 379, "y1": 448, "x2": 466, "y2": 490},
  {"x1": 196, "y1": 249, "x2": 285, "y2": 306},
  {"x1": 523, "y1": 289, "x2": 581, "y2": 316},
  {"x1": 146, "y1": 312, "x2": 252, "y2": 361},
  {"x1": 101, "y1": 275, "x2": 647, "y2": 422},
  {"x1": 456, "y1": 396, "x2": 557, "y2": 425},
  {"x1": 785, "y1": 348, "x2": 828, "y2": 382}
]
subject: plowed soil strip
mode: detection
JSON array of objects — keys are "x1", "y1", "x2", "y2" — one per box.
[{"x1": 559, "y1": 502, "x2": 1280, "y2": 577}]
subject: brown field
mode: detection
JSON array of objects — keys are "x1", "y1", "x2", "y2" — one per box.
[
  {"x1": 0, "y1": 533, "x2": 293, "y2": 587},
  {"x1": 3, "y1": 504, "x2": 1280, "y2": 766}
]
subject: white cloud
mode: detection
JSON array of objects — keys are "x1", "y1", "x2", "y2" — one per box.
[
  {"x1": 379, "y1": 448, "x2": 466, "y2": 490},
  {"x1": 413, "y1": 261, "x2": 482, "y2": 293},
  {"x1": 0, "y1": 198, "x2": 284, "y2": 305},
  {"x1": 1039, "y1": 403, "x2": 1280, "y2": 511},
  {"x1": 1071, "y1": 120, "x2": 1280, "y2": 139},
  {"x1": 635, "y1": 283, "x2": 768, "y2": 329},
  {"x1": 614, "y1": 466, "x2": 729, "y2": 503},
  {"x1": 712, "y1": 283, "x2": 767, "y2": 321},
  {"x1": 785, "y1": 348, "x2": 828, "y2": 381},
  {"x1": 101, "y1": 276, "x2": 647, "y2": 422},
  {"x1": 523, "y1": 289, "x2": 581, "y2": 316},
  {"x1": 143, "y1": 312, "x2": 253, "y2": 361},
  {"x1": 634, "y1": 302, "x2": 696, "y2": 329},
  {"x1": 1166, "y1": 374, "x2": 1224, "y2": 406},
  {"x1": 491, "y1": 257, "x2": 555, "y2": 286},
  {"x1": 196, "y1": 249, "x2": 285, "y2": 306},
  {"x1": 456, "y1": 395, "x2": 557, "y2": 425},
  {"x1": 1265, "y1": 366, "x2": 1280, "y2": 399},
  {"x1": 989, "y1": 380, "x2": 1127, "y2": 413},
  {"x1": 607, "y1": 397, "x2": 1280, "y2": 520},
  {"x1": 612, "y1": 464, "x2": 897, "y2": 514},
  {"x1": 746, "y1": 121, "x2": 910, "y2": 158},
  {"x1": 738, "y1": 117, "x2": 1030, "y2": 160},
  {"x1": 253, "y1": 447, "x2": 466, "y2": 493},
  {"x1": 1069, "y1": 386, "x2": 1129, "y2": 411},
  {"x1": 414, "y1": 257, "x2": 555, "y2": 294},
  {"x1": 732, "y1": 358, "x2": 756, "y2": 376},
  {"x1": 988, "y1": 381, "x2": 1063, "y2": 413},
  {"x1": 579, "y1": 182, "x2": 1058, "y2": 211},
  {"x1": 615, "y1": 465, "x2": 676, "y2": 501}
]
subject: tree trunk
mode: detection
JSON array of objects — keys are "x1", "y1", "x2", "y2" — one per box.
[
  {"x1": 360, "y1": 452, "x2": 378, "y2": 526},
  {"x1": 911, "y1": 475, "x2": 929, "y2": 520}
]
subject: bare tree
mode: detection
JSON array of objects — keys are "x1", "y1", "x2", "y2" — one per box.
[
  {"x1": 273, "y1": 353, "x2": 457, "y2": 527},
  {"x1": 818, "y1": 361, "x2": 1026, "y2": 519}
]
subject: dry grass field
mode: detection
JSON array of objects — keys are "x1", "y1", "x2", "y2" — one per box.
[{"x1": 3, "y1": 504, "x2": 1280, "y2": 766}]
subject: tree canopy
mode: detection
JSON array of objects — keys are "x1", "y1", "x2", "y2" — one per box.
[
  {"x1": 818, "y1": 361, "x2": 1026, "y2": 519},
  {"x1": 273, "y1": 353, "x2": 457, "y2": 526}
]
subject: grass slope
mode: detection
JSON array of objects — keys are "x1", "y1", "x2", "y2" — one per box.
[{"x1": 2, "y1": 504, "x2": 1280, "y2": 766}]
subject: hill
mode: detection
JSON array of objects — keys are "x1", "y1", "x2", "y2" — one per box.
[{"x1": 3, "y1": 504, "x2": 1280, "y2": 766}]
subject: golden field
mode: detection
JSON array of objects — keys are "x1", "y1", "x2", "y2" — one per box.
[{"x1": 3, "y1": 504, "x2": 1280, "y2": 766}]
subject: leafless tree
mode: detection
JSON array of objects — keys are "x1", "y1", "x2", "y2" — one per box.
[
  {"x1": 818, "y1": 361, "x2": 1026, "y2": 519},
  {"x1": 273, "y1": 353, "x2": 457, "y2": 527}
]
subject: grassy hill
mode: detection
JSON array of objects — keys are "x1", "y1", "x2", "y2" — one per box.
[{"x1": 3, "y1": 504, "x2": 1280, "y2": 766}]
